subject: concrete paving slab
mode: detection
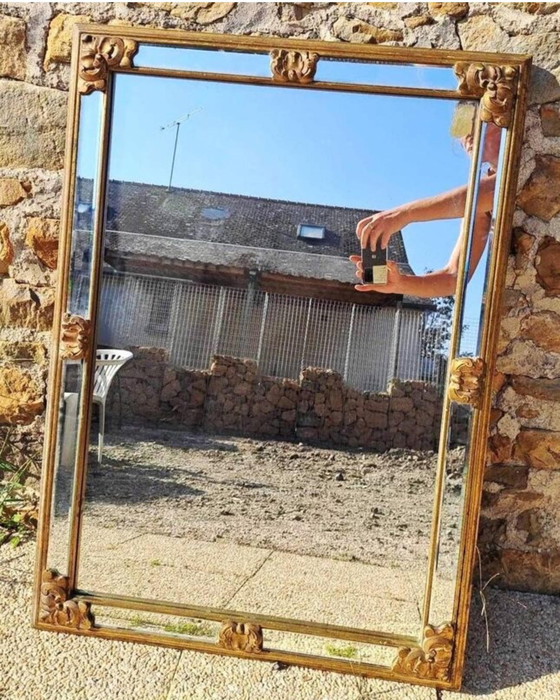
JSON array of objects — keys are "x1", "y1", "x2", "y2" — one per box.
[
  {"x1": 88, "y1": 530, "x2": 273, "y2": 577},
  {"x1": 77, "y1": 554, "x2": 248, "y2": 608},
  {"x1": 226, "y1": 551, "x2": 422, "y2": 635}
]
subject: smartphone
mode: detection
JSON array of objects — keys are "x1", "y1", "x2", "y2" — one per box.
[{"x1": 361, "y1": 241, "x2": 388, "y2": 284}]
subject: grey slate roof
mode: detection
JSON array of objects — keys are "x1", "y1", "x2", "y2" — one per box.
[
  {"x1": 77, "y1": 178, "x2": 414, "y2": 273},
  {"x1": 76, "y1": 179, "x2": 433, "y2": 308}
]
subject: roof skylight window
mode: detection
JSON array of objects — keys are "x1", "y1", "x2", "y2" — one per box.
[
  {"x1": 202, "y1": 207, "x2": 229, "y2": 220},
  {"x1": 297, "y1": 224, "x2": 325, "y2": 240}
]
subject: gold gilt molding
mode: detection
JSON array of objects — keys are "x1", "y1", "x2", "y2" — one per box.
[
  {"x1": 448, "y1": 356, "x2": 485, "y2": 408},
  {"x1": 60, "y1": 313, "x2": 91, "y2": 360},
  {"x1": 392, "y1": 623, "x2": 454, "y2": 682},
  {"x1": 455, "y1": 62, "x2": 518, "y2": 128},
  {"x1": 39, "y1": 569, "x2": 95, "y2": 630},
  {"x1": 79, "y1": 34, "x2": 138, "y2": 94},
  {"x1": 270, "y1": 48, "x2": 319, "y2": 84},
  {"x1": 219, "y1": 620, "x2": 264, "y2": 653}
]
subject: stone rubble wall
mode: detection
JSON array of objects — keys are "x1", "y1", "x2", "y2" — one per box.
[
  {"x1": 106, "y1": 352, "x2": 446, "y2": 451},
  {"x1": 1, "y1": 2, "x2": 560, "y2": 593}
]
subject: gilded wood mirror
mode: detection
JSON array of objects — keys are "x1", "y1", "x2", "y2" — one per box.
[{"x1": 34, "y1": 24, "x2": 530, "y2": 691}]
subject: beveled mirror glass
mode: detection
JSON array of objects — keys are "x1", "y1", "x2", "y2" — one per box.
[{"x1": 35, "y1": 25, "x2": 530, "y2": 691}]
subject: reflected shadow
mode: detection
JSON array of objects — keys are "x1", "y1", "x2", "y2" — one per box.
[{"x1": 84, "y1": 458, "x2": 206, "y2": 505}]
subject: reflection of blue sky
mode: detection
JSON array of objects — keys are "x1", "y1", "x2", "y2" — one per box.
[
  {"x1": 78, "y1": 56, "x2": 490, "y2": 352},
  {"x1": 134, "y1": 44, "x2": 459, "y2": 90}
]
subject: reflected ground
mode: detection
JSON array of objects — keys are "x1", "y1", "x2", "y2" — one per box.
[{"x1": 50, "y1": 420, "x2": 465, "y2": 639}]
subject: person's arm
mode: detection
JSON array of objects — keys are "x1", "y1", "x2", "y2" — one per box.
[
  {"x1": 350, "y1": 212, "x2": 492, "y2": 299},
  {"x1": 358, "y1": 174, "x2": 496, "y2": 251}
]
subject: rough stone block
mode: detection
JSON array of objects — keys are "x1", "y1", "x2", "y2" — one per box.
[
  {"x1": 540, "y1": 102, "x2": 560, "y2": 136},
  {"x1": 0, "y1": 81, "x2": 67, "y2": 169},
  {"x1": 428, "y1": 2, "x2": 469, "y2": 19},
  {"x1": 332, "y1": 16, "x2": 403, "y2": 44},
  {"x1": 0, "y1": 364, "x2": 44, "y2": 424},
  {"x1": 485, "y1": 463, "x2": 529, "y2": 489},
  {"x1": 0, "y1": 14, "x2": 26, "y2": 81},
  {"x1": 44, "y1": 13, "x2": 92, "y2": 68},
  {"x1": 482, "y1": 548, "x2": 560, "y2": 595},
  {"x1": 0, "y1": 279, "x2": 54, "y2": 330},
  {"x1": 0, "y1": 222, "x2": 14, "y2": 274},
  {"x1": 518, "y1": 155, "x2": 560, "y2": 221},
  {"x1": 0, "y1": 178, "x2": 31, "y2": 207},
  {"x1": 535, "y1": 236, "x2": 560, "y2": 296},
  {"x1": 514, "y1": 429, "x2": 560, "y2": 469},
  {"x1": 25, "y1": 217, "x2": 59, "y2": 270}
]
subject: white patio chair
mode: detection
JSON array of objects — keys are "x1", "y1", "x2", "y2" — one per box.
[{"x1": 93, "y1": 348, "x2": 133, "y2": 463}]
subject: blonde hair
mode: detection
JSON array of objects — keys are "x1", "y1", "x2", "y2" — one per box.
[{"x1": 450, "y1": 102, "x2": 478, "y2": 139}]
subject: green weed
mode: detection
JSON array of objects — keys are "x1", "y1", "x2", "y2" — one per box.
[
  {"x1": 0, "y1": 431, "x2": 40, "y2": 548},
  {"x1": 325, "y1": 643, "x2": 359, "y2": 659},
  {"x1": 163, "y1": 621, "x2": 215, "y2": 637}
]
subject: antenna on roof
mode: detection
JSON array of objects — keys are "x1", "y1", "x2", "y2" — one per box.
[{"x1": 160, "y1": 108, "x2": 202, "y2": 192}]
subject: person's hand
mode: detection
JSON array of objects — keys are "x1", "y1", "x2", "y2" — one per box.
[
  {"x1": 349, "y1": 258, "x2": 405, "y2": 294},
  {"x1": 356, "y1": 208, "x2": 409, "y2": 251}
]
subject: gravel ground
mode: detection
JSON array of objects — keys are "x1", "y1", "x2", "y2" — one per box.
[
  {"x1": 80, "y1": 426, "x2": 466, "y2": 568},
  {"x1": 1, "y1": 540, "x2": 559, "y2": 699}
]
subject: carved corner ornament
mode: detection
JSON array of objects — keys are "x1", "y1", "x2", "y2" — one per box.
[
  {"x1": 392, "y1": 623, "x2": 454, "y2": 682},
  {"x1": 60, "y1": 313, "x2": 91, "y2": 360},
  {"x1": 270, "y1": 49, "x2": 319, "y2": 84},
  {"x1": 219, "y1": 620, "x2": 264, "y2": 653},
  {"x1": 455, "y1": 62, "x2": 518, "y2": 128},
  {"x1": 448, "y1": 356, "x2": 485, "y2": 408},
  {"x1": 79, "y1": 34, "x2": 138, "y2": 94},
  {"x1": 40, "y1": 569, "x2": 95, "y2": 630}
]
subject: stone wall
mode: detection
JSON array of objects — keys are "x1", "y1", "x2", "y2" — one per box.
[
  {"x1": 1, "y1": 2, "x2": 560, "y2": 593},
  {"x1": 107, "y1": 351, "x2": 445, "y2": 451}
]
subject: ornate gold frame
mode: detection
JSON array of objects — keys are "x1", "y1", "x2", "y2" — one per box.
[{"x1": 34, "y1": 24, "x2": 531, "y2": 691}]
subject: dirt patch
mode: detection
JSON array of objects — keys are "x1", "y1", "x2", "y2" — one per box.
[{"x1": 82, "y1": 427, "x2": 465, "y2": 569}]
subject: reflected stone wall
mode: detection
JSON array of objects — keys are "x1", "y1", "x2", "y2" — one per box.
[
  {"x1": 1, "y1": 2, "x2": 560, "y2": 593},
  {"x1": 106, "y1": 349, "x2": 453, "y2": 452}
]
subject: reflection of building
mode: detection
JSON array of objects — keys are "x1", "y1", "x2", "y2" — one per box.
[{"x1": 75, "y1": 179, "x2": 444, "y2": 392}]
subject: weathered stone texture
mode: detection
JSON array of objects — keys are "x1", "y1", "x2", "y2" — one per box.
[
  {"x1": 514, "y1": 429, "x2": 560, "y2": 470},
  {"x1": 535, "y1": 237, "x2": 560, "y2": 296},
  {"x1": 25, "y1": 217, "x2": 59, "y2": 270},
  {"x1": 0, "y1": 14, "x2": 26, "y2": 80},
  {"x1": 428, "y1": 3, "x2": 469, "y2": 20},
  {"x1": 0, "y1": 222, "x2": 14, "y2": 274},
  {"x1": 0, "y1": 279, "x2": 55, "y2": 331},
  {"x1": 0, "y1": 81, "x2": 67, "y2": 170},
  {"x1": 44, "y1": 13, "x2": 92, "y2": 68},
  {"x1": 511, "y1": 374, "x2": 560, "y2": 403},
  {"x1": 509, "y1": 3, "x2": 560, "y2": 14},
  {"x1": 0, "y1": 178, "x2": 31, "y2": 207},
  {"x1": 170, "y1": 3, "x2": 235, "y2": 24},
  {"x1": 332, "y1": 16, "x2": 404, "y2": 44},
  {"x1": 518, "y1": 156, "x2": 560, "y2": 221},
  {"x1": 0, "y1": 340, "x2": 47, "y2": 365},
  {"x1": 540, "y1": 102, "x2": 560, "y2": 137},
  {"x1": 0, "y1": 364, "x2": 44, "y2": 424},
  {"x1": 520, "y1": 311, "x2": 560, "y2": 353},
  {"x1": 404, "y1": 14, "x2": 434, "y2": 29},
  {"x1": 482, "y1": 549, "x2": 560, "y2": 595}
]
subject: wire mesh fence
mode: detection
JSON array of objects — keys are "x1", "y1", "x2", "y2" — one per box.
[{"x1": 97, "y1": 271, "x2": 479, "y2": 393}]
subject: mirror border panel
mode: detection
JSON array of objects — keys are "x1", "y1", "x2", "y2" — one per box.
[{"x1": 33, "y1": 24, "x2": 532, "y2": 691}]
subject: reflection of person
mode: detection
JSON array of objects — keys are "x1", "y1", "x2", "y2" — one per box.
[{"x1": 350, "y1": 105, "x2": 502, "y2": 298}]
